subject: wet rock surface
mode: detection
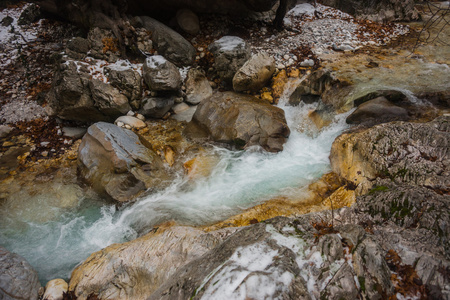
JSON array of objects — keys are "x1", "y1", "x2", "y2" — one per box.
[
  {"x1": 187, "y1": 91, "x2": 290, "y2": 152},
  {"x1": 78, "y1": 122, "x2": 169, "y2": 202},
  {"x1": 68, "y1": 226, "x2": 238, "y2": 300},
  {"x1": 0, "y1": 246, "x2": 41, "y2": 300},
  {"x1": 147, "y1": 180, "x2": 449, "y2": 300},
  {"x1": 330, "y1": 115, "x2": 450, "y2": 193},
  {"x1": 346, "y1": 96, "x2": 409, "y2": 125}
]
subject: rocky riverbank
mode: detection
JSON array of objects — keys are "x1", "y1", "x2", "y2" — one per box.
[{"x1": 1, "y1": 0, "x2": 449, "y2": 299}]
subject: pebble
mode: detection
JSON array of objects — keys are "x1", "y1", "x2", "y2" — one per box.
[{"x1": 300, "y1": 59, "x2": 315, "y2": 67}]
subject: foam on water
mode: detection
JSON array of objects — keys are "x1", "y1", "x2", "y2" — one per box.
[{"x1": 0, "y1": 91, "x2": 351, "y2": 284}]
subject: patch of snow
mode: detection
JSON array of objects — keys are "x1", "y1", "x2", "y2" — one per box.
[
  {"x1": 288, "y1": 3, "x2": 318, "y2": 17},
  {"x1": 214, "y1": 36, "x2": 246, "y2": 52},
  {"x1": 63, "y1": 57, "x2": 142, "y2": 83},
  {"x1": 179, "y1": 66, "x2": 190, "y2": 81},
  {"x1": 200, "y1": 242, "x2": 294, "y2": 300},
  {"x1": 146, "y1": 55, "x2": 167, "y2": 69}
]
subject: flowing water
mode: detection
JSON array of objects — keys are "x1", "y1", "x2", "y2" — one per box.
[{"x1": 0, "y1": 86, "x2": 351, "y2": 284}]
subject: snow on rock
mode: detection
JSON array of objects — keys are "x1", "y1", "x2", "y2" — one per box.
[{"x1": 63, "y1": 57, "x2": 143, "y2": 84}]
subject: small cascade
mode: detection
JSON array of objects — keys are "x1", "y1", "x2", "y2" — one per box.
[{"x1": 0, "y1": 83, "x2": 351, "y2": 284}]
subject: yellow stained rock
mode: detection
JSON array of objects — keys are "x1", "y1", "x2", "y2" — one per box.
[
  {"x1": 271, "y1": 69, "x2": 288, "y2": 103},
  {"x1": 288, "y1": 68, "x2": 300, "y2": 78},
  {"x1": 260, "y1": 91, "x2": 274, "y2": 104},
  {"x1": 308, "y1": 110, "x2": 332, "y2": 130},
  {"x1": 164, "y1": 146, "x2": 176, "y2": 167},
  {"x1": 204, "y1": 172, "x2": 346, "y2": 231}
]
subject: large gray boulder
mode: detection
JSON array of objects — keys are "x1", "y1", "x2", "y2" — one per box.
[
  {"x1": 78, "y1": 122, "x2": 169, "y2": 202},
  {"x1": 143, "y1": 56, "x2": 182, "y2": 92},
  {"x1": 346, "y1": 96, "x2": 409, "y2": 125},
  {"x1": 46, "y1": 61, "x2": 108, "y2": 122},
  {"x1": 330, "y1": 115, "x2": 450, "y2": 194},
  {"x1": 208, "y1": 36, "x2": 251, "y2": 83},
  {"x1": 140, "y1": 16, "x2": 196, "y2": 66},
  {"x1": 233, "y1": 52, "x2": 276, "y2": 92},
  {"x1": 0, "y1": 247, "x2": 41, "y2": 300},
  {"x1": 68, "y1": 226, "x2": 237, "y2": 300},
  {"x1": 187, "y1": 92, "x2": 290, "y2": 152},
  {"x1": 184, "y1": 68, "x2": 213, "y2": 105},
  {"x1": 148, "y1": 217, "x2": 396, "y2": 300}
]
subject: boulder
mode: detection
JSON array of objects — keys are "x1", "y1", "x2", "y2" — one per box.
[
  {"x1": 140, "y1": 96, "x2": 176, "y2": 119},
  {"x1": 208, "y1": 36, "x2": 251, "y2": 83},
  {"x1": 89, "y1": 80, "x2": 132, "y2": 117},
  {"x1": 78, "y1": 122, "x2": 169, "y2": 202},
  {"x1": 346, "y1": 96, "x2": 409, "y2": 125},
  {"x1": 233, "y1": 52, "x2": 276, "y2": 92},
  {"x1": 18, "y1": 3, "x2": 41, "y2": 25},
  {"x1": 104, "y1": 65, "x2": 142, "y2": 107},
  {"x1": 148, "y1": 217, "x2": 395, "y2": 300},
  {"x1": 176, "y1": 9, "x2": 200, "y2": 35},
  {"x1": 187, "y1": 92, "x2": 290, "y2": 152},
  {"x1": 330, "y1": 115, "x2": 450, "y2": 194},
  {"x1": 0, "y1": 246, "x2": 41, "y2": 300},
  {"x1": 185, "y1": 68, "x2": 213, "y2": 105},
  {"x1": 143, "y1": 56, "x2": 182, "y2": 92},
  {"x1": 46, "y1": 61, "x2": 108, "y2": 122},
  {"x1": 68, "y1": 226, "x2": 238, "y2": 300},
  {"x1": 140, "y1": 16, "x2": 196, "y2": 66},
  {"x1": 43, "y1": 279, "x2": 68, "y2": 300}
]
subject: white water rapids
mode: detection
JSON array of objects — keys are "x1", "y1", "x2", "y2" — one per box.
[{"x1": 0, "y1": 85, "x2": 351, "y2": 284}]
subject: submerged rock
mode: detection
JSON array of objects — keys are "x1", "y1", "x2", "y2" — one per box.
[
  {"x1": 69, "y1": 226, "x2": 238, "y2": 300},
  {"x1": 78, "y1": 122, "x2": 169, "y2": 202},
  {"x1": 0, "y1": 246, "x2": 41, "y2": 300},
  {"x1": 187, "y1": 91, "x2": 290, "y2": 152}
]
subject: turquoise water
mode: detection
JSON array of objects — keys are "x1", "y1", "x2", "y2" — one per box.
[{"x1": 0, "y1": 100, "x2": 350, "y2": 284}]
